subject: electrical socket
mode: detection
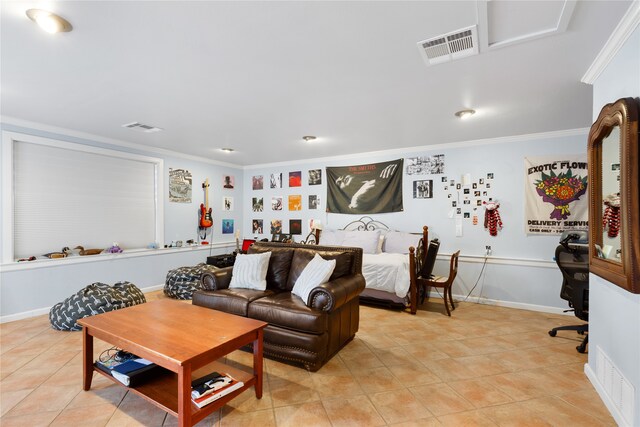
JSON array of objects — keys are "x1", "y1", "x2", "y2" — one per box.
[{"x1": 485, "y1": 245, "x2": 492, "y2": 256}]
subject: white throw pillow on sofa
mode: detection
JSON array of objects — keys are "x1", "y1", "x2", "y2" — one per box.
[
  {"x1": 342, "y1": 230, "x2": 381, "y2": 254},
  {"x1": 384, "y1": 231, "x2": 421, "y2": 254},
  {"x1": 229, "y1": 252, "x2": 271, "y2": 290},
  {"x1": 292, "y1": 254, "x2": 336, "y2": 304}
]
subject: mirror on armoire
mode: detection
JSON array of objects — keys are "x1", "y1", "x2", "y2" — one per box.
[{"x1": 587, "y1": 97, "x2": 639, "y2": 293}]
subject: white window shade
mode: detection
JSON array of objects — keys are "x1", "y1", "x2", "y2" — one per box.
[{"x1": 11, "y1": 138, "x2": 161, "y2": 259}]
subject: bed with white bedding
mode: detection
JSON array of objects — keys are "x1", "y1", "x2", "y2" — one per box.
[{"x1": 319, "y1": 217, "x2": 428, "y2": 314}]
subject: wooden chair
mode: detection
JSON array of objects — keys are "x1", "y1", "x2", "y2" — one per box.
[{"x1": 415, "y1": 250, "x2": 460, "y2": 316}]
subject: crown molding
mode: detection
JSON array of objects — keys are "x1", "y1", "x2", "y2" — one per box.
[
  {"x1": 0, "y1": 116, "x2": 243, "y2": 169},
  {"x1": 582, "y1": 1, "x2": 640, "y2": 85},
  {"x1": 243, "y1": 127, "x2": 589, "y2": 170}
]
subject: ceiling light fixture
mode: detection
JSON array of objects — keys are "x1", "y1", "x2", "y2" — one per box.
[
  {"x1": 26, "y1": 9, "x2": 73, "y2": 34},
  {"x1": 302, "y1": 136, "x2": 317, "y2": 142},
  {"x1": 455, "y1": 109, "x2": 476, "y2": 119},
  {"x1": 220, "y1": 148, "x2": 234, "y2": 153}
]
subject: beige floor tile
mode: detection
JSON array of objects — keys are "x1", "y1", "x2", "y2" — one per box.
[
  {"x1": 0, "y1": 290, "x2": 617, "y2": 427},
  {"x1": 0, "y1": 389, "x2": 33, "y2": 417},
  {"x1": 0, "y1": 409, "x2": 61, "y2": 426},
  {"x1": 322, "y1": 395, "x2": 386, "y2": 427},
  {"x1": 270, "y1": 377, "x2": 320, "y2": 407},
  {"x1": 5, "y1": 384, "x2": 80, "y2": 417},
  {"x1": 353, "y1": 366, "x2": 405, "y2": 393},
  {"x1": 409, "y1": 383, "x2": 474, "y2": 417},
  {"x1": 220, "y1": 408, "x2": 276, "y2": 426},
  {"x1": 519, "y1": 396, "x2": 616, "y2": 426},
  {"x1": 437, "y1": 410, "x2": 499, "y2": 426},
  {"x1": 49, "y1": 402, "x2": 117, "y2": 426},
  {"x1": 448, "y1": 379, "x2": 513, "y2": 408},
  {"x1": 369, "y1": 388, "x2": 432, "y2": 424},
  {"x1": 387, "y1": 362, "x2": 442, "y2": 386},
  {"x1": 558, "y1": 388, "x2": 617, "y2": 424},
  {"x1": 105, "y1": 392, "x2": 168, "y2": 426},
  {"x1": 311, "y1": 373, "x2": 364, "y2": 399},
  {"x1": 274, "y1": 401, "x2": 331, "y2": 427}
]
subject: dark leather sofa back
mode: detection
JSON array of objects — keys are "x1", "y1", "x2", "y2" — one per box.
[{"x1": 248, "y1": 242, "x2": 362, "y2": 292}]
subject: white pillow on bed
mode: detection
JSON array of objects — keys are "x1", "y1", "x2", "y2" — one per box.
[
  {"x1": 292, "y1": 254, "x2": 336, "y2": 303},
  {"x1": 229, "y1": 252, "x2": 271, "y2": 290},
  {"x1": 319, "y1": 230, "x2": 345, "y2": 246},
  {"x1": 383, "y1": 231, "x2": 421, "y2": 254},
  {"x1": 342, "y1": 230, "x2": 381, "y2": 254}
]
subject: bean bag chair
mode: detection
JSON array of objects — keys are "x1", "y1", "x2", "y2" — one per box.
[
  {"x1": 164, "y1": 263, "x2": 220, "y2": 300},
  {"x1": 49, "y1": 281, "x2": 146, "y2": 331}
]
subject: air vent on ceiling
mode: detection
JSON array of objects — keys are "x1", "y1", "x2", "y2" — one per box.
[
  {"x1": 417, "y1": 25, "x2": 478, "y2": 66},
  {"x1": 122, "y1": 122, "x2": 163, "y2": 133}
]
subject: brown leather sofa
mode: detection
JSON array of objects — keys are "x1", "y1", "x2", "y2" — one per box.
[{"x1": 192, "y1": 242, "x2": 365, "y2": 371}]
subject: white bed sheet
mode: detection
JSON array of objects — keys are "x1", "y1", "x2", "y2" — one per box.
[{"x1": 362, "y1": 253, "x2": 410, "y2": 298}]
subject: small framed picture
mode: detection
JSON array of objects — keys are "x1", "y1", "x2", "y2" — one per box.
[
  {"x1": 472, "y1": 183, "x2": 477, "y2": 189},
  {"x1": 464, "y1": 188, "x2": 470, "y2": 194},
  {"x1": 456, "y1": 183, "x2": 461, "y2": 190}
]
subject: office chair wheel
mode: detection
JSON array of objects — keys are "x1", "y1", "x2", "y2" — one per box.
[
  {"x1": 578, "y1": 330, "x2": 585, "y2": 335},
  {"x1": 548, "y1": 330, "x2": 557, "y2": 337},
  {"x1": 577, "y1": 343, "x2": 587, "y2": 353}
]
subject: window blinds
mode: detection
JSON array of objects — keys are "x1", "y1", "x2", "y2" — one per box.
[{"x1": 13, "y1": 140, "x2": 158, "y2": 259}]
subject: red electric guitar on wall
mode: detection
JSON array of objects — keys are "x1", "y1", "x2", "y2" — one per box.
[{"x1": 199, "y1": 179, "x2": 213, "y2": 228}]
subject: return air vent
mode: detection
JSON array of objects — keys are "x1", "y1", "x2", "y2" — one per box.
[
  {"x1": 122, "y1": 122, "x2": 163, "y2": 133},
  {"x1": 417, "y1": 25, "x2": 479, "y2": 66}
]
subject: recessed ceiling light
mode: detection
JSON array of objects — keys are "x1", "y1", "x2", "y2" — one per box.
[
  {"x1": 455, "y1": 109, "x2": 476, "y2": 119},
  {"x1": 220, "y1": 148, "x2": 234, "y2": 153},
  {"x1": 26, "y1": 9, "x2": 73, "y2": 34},
  {"x1": 302, "y1": 136, "x2": 317, "y2": 142}
]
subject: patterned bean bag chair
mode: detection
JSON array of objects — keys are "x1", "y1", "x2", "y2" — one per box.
[
  {"x1": 164, "y1": 263, "x2": 220, "y2": 300},
  {"x1": 49, "y1": 281, "x2": 146, "y2": 331}
]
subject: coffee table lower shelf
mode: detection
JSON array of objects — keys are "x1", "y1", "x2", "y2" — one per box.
[{"x1": 94, "y1": 360, "x2": 255, "y2": 423}]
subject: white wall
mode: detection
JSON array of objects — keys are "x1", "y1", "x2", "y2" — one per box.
[
  {"x1": 586, "y1": 18, "x2": 640, "y2": 427},
  {"x1": 0, "y1": 122, "x2": 243, "y2": 321},
  {"x1": 243, "y1": 130, "x2": 588, "y2": 312}
]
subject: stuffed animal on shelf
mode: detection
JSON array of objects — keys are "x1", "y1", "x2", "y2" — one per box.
[
  {"x1": 483, "y1": 200, "x2": 503, "y2": 236},
  {"x1": 603, "y1": 193, "x2": 621, "y2": 238}
]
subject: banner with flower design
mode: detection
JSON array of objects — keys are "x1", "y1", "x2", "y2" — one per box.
[{"x1": 524, "y1": 155, "x2": 588, "y2": 235}]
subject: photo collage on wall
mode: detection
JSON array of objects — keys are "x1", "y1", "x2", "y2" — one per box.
[
  {"x1": 220, "y1": 174, "x2": 236, "y2": 237},
  {"x1": 446, "y1": 173, "x2": 495, "y2": 224},
  {"x1": 406, "y1": 155, "x2": 445, "y2": 199},
  {"x1": 251, "y1": 168, "x2": 322, "y2": 240}
]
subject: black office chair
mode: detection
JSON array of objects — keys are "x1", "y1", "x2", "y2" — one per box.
[{"x1": 548, "y1": 231, "x2": 589, "y2": 353}]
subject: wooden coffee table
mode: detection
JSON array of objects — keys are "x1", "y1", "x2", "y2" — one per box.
[{"x1": 78, "y1": 299, "x2": 267, "y2": 427}]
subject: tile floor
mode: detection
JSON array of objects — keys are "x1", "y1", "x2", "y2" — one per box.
[{"x1": 0, "y1": 291, "x2": 615, "y2": 426}]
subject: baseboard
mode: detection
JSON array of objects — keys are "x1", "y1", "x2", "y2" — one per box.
[
  {"x1": 0, "y1": 283, "x2": 165, "y2": 324},
  {"x1": 442, "y1": 291, "x2": 571, "y2": 315},
  {"x1": 585, "y1": 363, "x2": 631, "y2": 427}
]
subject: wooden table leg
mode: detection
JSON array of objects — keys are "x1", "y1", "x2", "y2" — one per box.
[
  {"x1": 177, "y1": 364, "x2": 192, "y2": 427},
  {"x1": 253, "y1": 329, "x2": 263, "y2": 399},
  {"x1": 82, "y1": 327, "x2": 93, "y2": 391}
]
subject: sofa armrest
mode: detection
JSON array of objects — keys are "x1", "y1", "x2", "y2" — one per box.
[
  {"x1": 308, "y1": 274, "x2": 366, "y2": 312},
  {"x1": 201, "y1": 266, "x2": 233, "y2": 291}
]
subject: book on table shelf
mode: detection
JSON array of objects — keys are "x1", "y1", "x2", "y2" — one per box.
[
  {"x1": 191, "y1": 373, "x2": 244, "y2": 408},
  {"x1": 95, "y1": 355, "x2": 161, "y2": 387}
]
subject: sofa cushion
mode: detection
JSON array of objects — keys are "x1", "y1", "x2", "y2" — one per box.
[
  {"x1": 248, "y1": 246, "x2": 294, "y2": 291},
  {"x1": 292, "y1": 254, "x2": 336, "y2": 304},
  {"x1": 248, "y1": 292, "x2": 328, "y2": 335},
  {"x1": 287, "y1": 248, "x2": 354, "y2": 289},
  {"x1": 229, "y1": 252, "x2": 271, "y2": 290},
  {"x1": 192, "y1": 288, "x2": 275, "y2": 317}
]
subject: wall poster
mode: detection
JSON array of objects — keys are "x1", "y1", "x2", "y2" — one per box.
[
  {"x1": 168, "y1": 168, "x2": 192, "y2": 203},
  {"x1": 524, "y1": 155, "x2": 588, "y2": 234},
  {"x1": 326, "y1": 159, "x2": 403, "y2": 214}
]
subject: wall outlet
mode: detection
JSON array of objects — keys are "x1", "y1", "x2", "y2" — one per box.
[{"x1": 485, "y1": 245, "x2": 492, "y2": 256}]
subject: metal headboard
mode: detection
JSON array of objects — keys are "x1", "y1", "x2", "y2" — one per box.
[{"x1": 341, "y1": 216, "x2": 391, "y2": 232}]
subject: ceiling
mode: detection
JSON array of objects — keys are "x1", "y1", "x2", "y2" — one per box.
[{"x1": 0, "y1": 1, "x2": 632, "y2": 166}]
